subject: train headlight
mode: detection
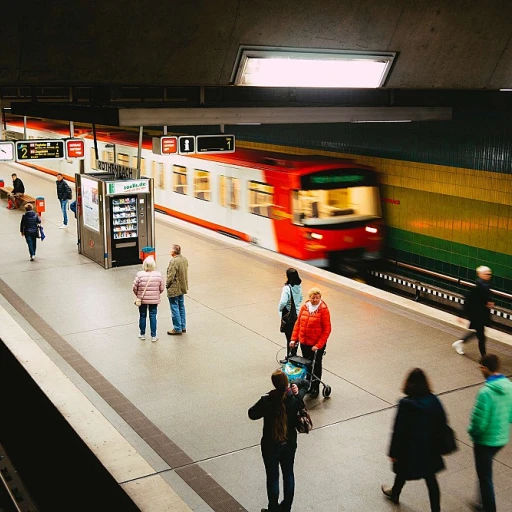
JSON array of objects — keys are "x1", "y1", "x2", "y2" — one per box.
[
  {"x1": 310, "y1": 232, "x2": 323, "y2": 240},
  {"x1": 365, "y1": 226, "x2": 378, "y2": 234}
]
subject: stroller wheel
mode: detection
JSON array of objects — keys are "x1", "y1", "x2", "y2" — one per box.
[
  {"x1": 309, "y1": 387, "x2": 319, "y2": 398},
  {"x1": 322, "y1": 385, "x2": 332, "y2": 398}
]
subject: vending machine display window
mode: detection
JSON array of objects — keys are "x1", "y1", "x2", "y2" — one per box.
[{"x1": 112, "y1": 197, "x2": 138, "y2": 240}]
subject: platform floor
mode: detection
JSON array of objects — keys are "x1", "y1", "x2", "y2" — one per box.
[{"x1": 1, "y1": 163, "x2": 512, "y2": 512}]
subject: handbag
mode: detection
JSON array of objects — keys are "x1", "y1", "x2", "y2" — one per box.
[
  {"x1": 437, "y1": 424, "x2": 458, "y2": 455},
  {"x1": 134, "y1": 272, "x2": 153, "y2": 307},
  {"x1": 280, "y1": 285, "x2": 297, "y2": 333},
  {"x1": 295, "y1": 396, "x2": 313, "y2": 434},
  {"x1": 39, "y1": 226, "x2": 46, "y2": 241}
]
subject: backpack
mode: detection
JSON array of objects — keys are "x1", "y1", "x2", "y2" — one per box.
[{"x1": 66, "y1": 183, "x2": 73, "y2": 200}]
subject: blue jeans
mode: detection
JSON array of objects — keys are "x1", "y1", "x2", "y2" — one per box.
[
  {"x1": 25, "y1": 234, "x2": 37, "y2": 257},
  {"x1": 261, "y1": 442, "x2": 296, "y2": 512},
  {"x1": 139, "y1": 304, "x2": 158, "y2": 337},
  {"x1": 474, "y1": 443, "x2": 503, "y2": 512},
  {"x1": 60, "y1": 199, "x2": 69, "y2": 225},
  {"x1": 169, "y1": 295, "x2": 186, "y2": 332}
]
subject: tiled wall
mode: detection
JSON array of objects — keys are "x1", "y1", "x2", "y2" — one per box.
[{"x1": 224, "y1": 121, "x2": 512, "y2": 299}]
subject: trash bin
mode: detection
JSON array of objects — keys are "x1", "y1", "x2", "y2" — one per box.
[
  {"x1": 35, "y1": 196, "x2": 46, "y2": 215},
  {"x1": 140, "y1": 246, "x2": 156, "y2": 262}
]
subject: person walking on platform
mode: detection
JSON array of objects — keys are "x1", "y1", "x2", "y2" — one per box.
[
  {"x1": 381, "y1": 368, "x2": 450, "y2": 512},
  {"x1": 468, "y1": 354, "x2": 512, "y2": 512},
  {"x1": 7, "y1": 173, "x2": 25, "y2": 209},
  {"x1": 249, "y1": 370, "x2": 308, "y2": 512},
  {"x1": 278, "y1": 268, "x2": 303, "y2": 364},
  {"x1": 289, "y1": 287, "x2": 331, "y2": 397},
  {"x1": 56, "y1": 173, "x2": 72, "y2": 228},
  {"x1": 20, "y1": 203, "x2": 41, "y2": 261},
  {"x1": 166, "y1": 244, "x2": 188, "y2": 335},
  {"x1": 133, "y1": 256, "x2": 164, "y2": 342},
  {"x1": 452, "y1": 266, "x2": 494, "y2": 356}
]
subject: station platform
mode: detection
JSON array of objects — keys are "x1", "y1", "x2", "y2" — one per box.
[{"x1": 1, "y1": 163, "x2": 512, "y2": 512}]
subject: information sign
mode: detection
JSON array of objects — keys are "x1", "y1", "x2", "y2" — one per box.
[
  {"x1": 178, "y1": 136, "x2": 195, "y2": 154},
  {"x1": 66, "y1": 139, "x2": 85, "y2": 159},
  {"x1": 16, "y1": 140, "x2": 65, "y2": 161},
  {"x1": 0, "y1": 141, "x2": 15, "y2": 162},
  {"x1": 196, "y1": 135, "x2": 235, "y2": 154}
]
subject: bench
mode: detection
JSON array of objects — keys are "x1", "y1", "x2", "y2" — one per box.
[{"x1": 0, "y1": 186, "x2": 36, "y2": 209}]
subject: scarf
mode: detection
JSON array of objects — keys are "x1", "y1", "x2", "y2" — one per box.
[{"x1": 306, "y1": 300, "x2": 322, "y2": 314}]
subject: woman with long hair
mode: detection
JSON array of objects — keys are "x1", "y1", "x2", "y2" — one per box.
[
  {"x1": 20, "y1": 203, "x2": 41, "y2": 261},
  {"x1": 381, "y1": 368, "x2": 449, "y2": 512},
  {"x1": 249, "y1": 370, "x2": 308, "y2": 512},
  {"x1": 278, "y1": 268, "x2": 303, "y2": 363}
]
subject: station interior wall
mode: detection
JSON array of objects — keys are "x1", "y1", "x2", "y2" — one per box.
[{"x1": 223, "y1": 121, "x2": 512, "y2": 299}]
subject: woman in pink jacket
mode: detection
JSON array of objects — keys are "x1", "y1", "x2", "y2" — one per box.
[{"x1": 133, "y1": 256, "x2": 165, "y2": 341}]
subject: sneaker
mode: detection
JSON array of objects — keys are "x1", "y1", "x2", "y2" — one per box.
[
  {"x1": 381, "y1": 485, "x2": 399, "y2": 504},
  {"x1": 452, "y1": 340, "x2": 465, "y2": 355},
  {"x1": 279, "y1": 358, "x2": 288, "y2": 365},
  {"x1": 30, "y1": 256, "x2": 34, "y2": 261},
  {"x1": 59, "y1": 224, "x2": 68, "y2": 229},
  {"x1": 167, "y1": 329, "x2": 182, "y2": 335},
  {"x1": 139, "y1": 334, "x2": 146, "y2": 340},
  {"x1": 151, "y1": 336, "x2": 158, "y2": 342}
]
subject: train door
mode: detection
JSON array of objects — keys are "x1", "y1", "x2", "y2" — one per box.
[
  {"x1": 246, "y1": 179, "x2": 277, "y2": 250},
  {"x1": 218, "y1": 168, "x2": 240, "y2": 233}
]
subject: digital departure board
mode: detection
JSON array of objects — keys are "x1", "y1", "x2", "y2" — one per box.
[
  {"x1": 16, "y1": 140, "x2": 65, "y2": 161},
  {"x1": 196, "y1": 135, "x2": 235, "y2": 154}
]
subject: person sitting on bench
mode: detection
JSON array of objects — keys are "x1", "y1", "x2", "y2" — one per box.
[{"x1": 7, "y1": 173, "x2": 25, "y2": 210}]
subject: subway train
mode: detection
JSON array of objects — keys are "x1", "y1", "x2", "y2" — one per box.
[{"x1": 5, "y1": 119, "x2": 384, "y2": 268}]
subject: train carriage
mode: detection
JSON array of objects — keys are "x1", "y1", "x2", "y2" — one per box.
[{"x1": 5, "y1": 119, "x2": 384, "y2": 268}]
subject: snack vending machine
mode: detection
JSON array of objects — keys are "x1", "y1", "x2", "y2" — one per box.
[{"x1": 76, "y1": 174, "x2": 154, "y2": 268}]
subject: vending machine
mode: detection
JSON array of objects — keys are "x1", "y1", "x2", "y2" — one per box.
[{"x1": 76, "y1": 174, "x2": 154, "y2": 268}]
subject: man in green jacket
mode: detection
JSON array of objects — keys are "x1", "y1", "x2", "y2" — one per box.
[
  {"x1": 468, "y1": 354, "x2": 512, "y2": 512},
  {"x1": 166, "y1": 244, "x2": 189, "y2": 335}
]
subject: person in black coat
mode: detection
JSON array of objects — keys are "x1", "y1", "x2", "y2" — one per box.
[
  {"x1": 56, "y1": 173, "x2": 72, "y2": 228},
  {"x1": 452, "y1": 266, "x2": 494, "y2": 356},
  {"x1": 249, "y1": 371, "x2": 308, "y2": 512},
  {"x1": 20, "y1": 203, "x2": 41, "y2": 261},
  {"x1": 381, "y1": 368, "x2": 448, "y2": 512},
  {"x1": 7, "y1": 173, "x2": 25, "y2": 209}
]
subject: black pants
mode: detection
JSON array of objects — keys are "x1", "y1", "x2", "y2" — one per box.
[
  {"x1": 474, "y1": 443, "x2": 503, "y2": 512},
  {"x1": 283, "y1": 324, "x2": 297, "y2": 358},
  {"x1": 392, "y1": 473, "x2": 440, "y2": 512},
  {"x1": 461, "y1": 325, "x2": 486, "y2": 356},
  {"x1": 300, "y1": 344, "x2": 325, "y2": 391}
]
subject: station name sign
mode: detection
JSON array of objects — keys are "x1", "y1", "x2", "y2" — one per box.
[
  {"x1": 152, "y1": 134, "x2": 235, "y2": 156},
  {"x1": 97, "y1": 160, "x2": 139, "y2": 179}
]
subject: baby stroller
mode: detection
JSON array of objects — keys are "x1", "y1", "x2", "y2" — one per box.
[{"x1": 281, "y1": 351, "x2": 332, "y2": 398}]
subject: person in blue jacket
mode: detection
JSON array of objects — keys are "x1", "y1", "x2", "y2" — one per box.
[
  {"x1": 278, "y1": 268, "x2": 303, "y2": 363},
  {"x1": 20, "y1": 203, "x2": 41, "y2": 261}
]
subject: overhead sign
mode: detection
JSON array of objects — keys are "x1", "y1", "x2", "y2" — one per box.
[
  {"x1": 178, "y1": 136, "x2": 195, "y2": 154},
  {"x1": 16, "y1": 140, "x2": 65, "y2": 161},
  {"x1": 196, "y1": 135, "x2": 235, "y2": 154},
  {"x1": 66, "y1": 139, "x2": 85, "y2": 159},
  {"x1": 97, "y1": 160, "x2": 139, "y2": 179},
  {"x1": 0, "y1": 141, "x2": 14, "y2": 162},
  {"x1": 152, "y1": 136, "x2": 178, "y2": 155}
]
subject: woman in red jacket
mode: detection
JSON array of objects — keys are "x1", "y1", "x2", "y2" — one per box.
[{"x1": 290, "y1": 288, "x2": 331, "y2": 397}]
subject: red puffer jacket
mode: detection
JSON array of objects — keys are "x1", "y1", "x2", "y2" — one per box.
[{"x1": 291, "y1": 301, "x2": 331, "y2": 349}]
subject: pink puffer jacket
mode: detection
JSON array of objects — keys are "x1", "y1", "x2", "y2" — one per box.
[{"x1": 133, "y1": 271, "x2": 164, "y2": 305}]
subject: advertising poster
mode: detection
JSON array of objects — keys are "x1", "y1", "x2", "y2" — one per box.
[{"x1": 82, "y1": 177, "x2": 100, "y2": 232}]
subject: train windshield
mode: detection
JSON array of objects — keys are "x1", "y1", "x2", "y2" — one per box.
[{"x1": 292, "y1": 186, "x2": 381, "y2": 226}]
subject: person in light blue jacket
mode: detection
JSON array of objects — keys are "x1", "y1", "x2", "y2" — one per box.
[{"x1": 278, "y1": 268, "x2": 303, "y2": 364}]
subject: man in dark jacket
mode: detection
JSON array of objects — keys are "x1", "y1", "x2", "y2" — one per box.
[
  {"x1": 7, "y1": 173, "x2": 25, "y2": 209},
  {"x1": 56, "y1": 173, "x2": 72, "y2": 228},
  {"x1": 452, "y1": 266, "x2": 493, "y2": 356},
  {"x1": 20, "y1": 203, "x2": 41, "y2": 261}
]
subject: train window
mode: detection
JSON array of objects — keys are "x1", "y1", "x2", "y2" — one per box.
[
  {"x1": 90, "y1": 148, "x2": 97, "y2": 169},
  {"x1": 194, "y1": 169, "x2": 211, "y2": 201},
  {"x1": 117, "y1": 153, "x2": 130, "y2": 166},
  {"x1": 173, "y1": 165, "x2": 188, "y2": 195},
  {"x1": 219, "y1": 176, "x2": 240, "y2": 209},
  {"x1": 153, "y1": 161, "x2": 165, "y2": 189},
  {"x1": 293, "y1": 186, "x2": 379, "y2": 225},
  {"x1": 248, "y1": 181, "x2": 274, "y2": 218},
  {"x1": 131, "y1": 156, "x2": 146, "y2": 174}
]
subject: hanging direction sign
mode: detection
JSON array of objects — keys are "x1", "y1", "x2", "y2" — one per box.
[{"x1": 16, "y1": 140, "x2": 65, "y2": 161}]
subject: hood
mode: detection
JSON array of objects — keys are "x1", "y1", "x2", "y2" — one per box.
[
  {"x1": 402, "y1": 394, "x2": 438, "y2": 412},
  {"x1": 486, "y1": 375, "x2": 512, "y2": 395}
]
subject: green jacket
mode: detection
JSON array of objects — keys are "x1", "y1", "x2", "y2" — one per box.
[
  {"x1": 166, "y1": 254, "x2": 189, "y2": 297},
  {"x1": 468, "y1": 375, "x2": 512, "y2": 447}
]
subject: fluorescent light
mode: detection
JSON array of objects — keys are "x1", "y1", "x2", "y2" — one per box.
[
  {"x1": 233, "y1": 47, "x2": 395, "y2": 88},
  {"x1": 352, "y1": 119, "x2": 412, "y2": 123},
  {"x1": 500, "y1": 89, "x2": 512, "y2": 91}
]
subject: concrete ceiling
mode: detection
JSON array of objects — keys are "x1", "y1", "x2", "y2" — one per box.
[{"x1": 2, "y1": 0, "x2": 512, "y2": 89}]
